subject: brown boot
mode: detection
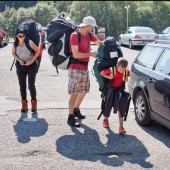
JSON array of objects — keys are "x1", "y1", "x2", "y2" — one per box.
[
  {"x1": 21, "y1": 100, "x2": 28, "y2": 112},
  {"x1": 31, "y1": 99, "x2": 37, "y2": 112}
]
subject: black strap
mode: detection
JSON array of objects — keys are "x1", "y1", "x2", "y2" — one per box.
[
  {"x1": 25, "y1": 38, "x2": 35, "y2": 56},
  {"x1": 69, "y1": 57, "x2": 88, "y2": 66},
  {"x1": 124, "y1": 94, "x2": 131, "y2": 121},
  {"x1": 10, "y1": 58, "x2": 16, "y2": 71},
  {"x1": 76, "y1": 31, "x2": 92, "y2": 43}
]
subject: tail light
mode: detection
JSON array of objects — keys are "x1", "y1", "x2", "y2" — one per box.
[
  {"x1": 154, "y1": 35, "x2": 159, "y2": 39},
  {"x1": 135, "y1": 35, "x2": 141, "y2": 38}
]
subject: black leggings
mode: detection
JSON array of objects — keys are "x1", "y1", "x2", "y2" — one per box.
[{"x1": 16, "y1": 61, "x2": 37, "y2": 100}]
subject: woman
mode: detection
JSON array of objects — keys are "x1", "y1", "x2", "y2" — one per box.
[{"x1": 12, "y1": 28, "x2": 39, "y2": 113}]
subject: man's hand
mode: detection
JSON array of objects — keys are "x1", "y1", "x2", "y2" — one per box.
[{"x1": 90, "y1": 52, "x2": 98, "y2": 58}]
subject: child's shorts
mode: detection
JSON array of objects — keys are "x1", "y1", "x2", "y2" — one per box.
[{"x1": 68, "y1": 68, "x2": 90, "y2": 95}]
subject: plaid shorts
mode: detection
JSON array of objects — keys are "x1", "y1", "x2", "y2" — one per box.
[{"x1": 68, "y1": 68, "x2": 90, "y2": 95}]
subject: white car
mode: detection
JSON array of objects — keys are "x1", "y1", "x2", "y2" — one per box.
[
  {"x1": 118, "y1": 26, "x2": 159, "y2": 49},
  {"x1": 159, "y1": 27, "x2": 170, "y2": 40}
]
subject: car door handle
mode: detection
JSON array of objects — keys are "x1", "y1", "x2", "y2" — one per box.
[{"x1": 147, "y1": 78, "x2": 155, "y2": 84}]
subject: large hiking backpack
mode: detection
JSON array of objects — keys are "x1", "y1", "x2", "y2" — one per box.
[
  {"x1": 47, "y1": 14, "x2": 91, "y2": 72},
  {"x1": 10, "y1": 19, "x2": 41, "y2": 71},
  {"x1": 46, "y1": 14, "x2": 77, "y2": 71},
  {"x1": 92, "y1": 37, "x2": 123, "y2": 91},
  {"x1": 14, "y1": 19, "x2": 40, "y2": 55}
]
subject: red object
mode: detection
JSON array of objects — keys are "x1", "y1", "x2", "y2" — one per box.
[
  {"x1": 40, "y1": 31, "x2": 45, "y2": 37},
  {"x1": 37, "y1": 43, "x2": 43, "y2": 57},
  {"x1": 119, "y1": 127, "x2": 126, "y2": 134},
  {"x1": 103, "y1": 119, "x2": 109, "y2": 128},
  {"x1": 154, "y1": 35, "x2": 159, "y2": 39},
  {"x1": 103, "y1": 68, "x2": 130, "y2": 87},
  {"x1": 135, "y1": 35, "x2": 141, "y2": 38},
  {"x1": 69, "y1": 31, "x2": 97, "y2": 70}
]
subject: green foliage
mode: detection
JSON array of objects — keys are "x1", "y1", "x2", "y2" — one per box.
[
  {"x1": 1, "y1": 1, "x2": 170, "y2": 39},
  {"x1": 33, "y1": 2, "x2": 58, "y2": 26},
  {"x1": 54, "y1": 1, "x2": 73, "y2": 14},
  {"x1": 0, "y1": 12, "x2": 6, "y2": 29},
  {"x1": 0, "y1": 1, "x2": 37, "y2": 12}
]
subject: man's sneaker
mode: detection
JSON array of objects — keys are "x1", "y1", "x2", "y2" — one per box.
[
  {"x1": 67, "y1": 114, "x2": 80, "y2": 127},
  {"x1": 74, "y1": 108, "x2": 85, "y2": 119},
  {"x1": 119, "y1": 127, "x2": 126, "y2": 134},
  {"x1": 103, "y1": 119, "x2": 109, "y2": 128}
]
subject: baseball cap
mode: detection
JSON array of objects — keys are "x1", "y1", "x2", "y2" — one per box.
[{"x1": 79, "y1": 16, "x2": 97, "y2": 28}]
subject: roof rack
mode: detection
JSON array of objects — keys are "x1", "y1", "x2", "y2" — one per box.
[{"x1": 153, "y1": 40, "x2": 170, "y2": 44}]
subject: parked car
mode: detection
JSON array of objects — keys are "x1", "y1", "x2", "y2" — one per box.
[
  {"x1": 128, "y1": 40, "x2": 170, "y2": 129},
  {"x1": 118, "y1": 26, "x2": 159, "y2": 49},
  {"x1": 158, "y1": 26, "x2": 170, "y2": 40},
  {"x1": 0, "y1": 29, "x2": 9, "y2": 47}
]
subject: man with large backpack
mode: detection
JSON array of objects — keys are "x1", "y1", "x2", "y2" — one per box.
[
  {"x1": 67, "y1": 16, "x2": 102, "y2": 127},
  {"x1": 12, "y1": 19, "x2": 40, "y2": 116}
]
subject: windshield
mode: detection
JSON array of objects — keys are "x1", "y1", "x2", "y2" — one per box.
[{"x1": 134, "y1": 27, "x2": 154, "y2": 33}]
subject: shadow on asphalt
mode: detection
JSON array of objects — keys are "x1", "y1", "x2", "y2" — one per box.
[
  {"x1": 140, "y1": 122, "x2": 170, "y2": 148},
  {"x1": 56, "y1": 123, "x2": 153, "y2": 168},
  {"x1": 13, "y1": 112, "x2": 48, "y2": 143},
  {"x1": 121, "y1": 44, "x2": 143, "y2": 51}
]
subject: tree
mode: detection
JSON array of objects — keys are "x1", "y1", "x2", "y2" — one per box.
[{"x1": 33, "y1": 2, "x2": 58, "y2": 27}]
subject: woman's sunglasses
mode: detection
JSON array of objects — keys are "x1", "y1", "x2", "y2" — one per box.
[{"x1": 17, "y1": 35, "x2": 25, "y2": 38}]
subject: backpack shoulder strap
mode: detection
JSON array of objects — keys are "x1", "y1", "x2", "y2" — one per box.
[
  {"x1": 88, "y1": 32, "x2": 92, "y2": 41},
  {"x1": 25, "y1": 38, "x2": 34, "y2": 55},
  {"x1": 76, "y1": 31, "x2": 81, "y2": 43},
  {"x1": 109, "y1": 66, "x2": 116, "y2": 76},
  {"x1": 76, "y1": 31, "x2": 92, "y2": 43},
  {"x1": 122, "y1": 69, "x2": 128, "y2": 81}
]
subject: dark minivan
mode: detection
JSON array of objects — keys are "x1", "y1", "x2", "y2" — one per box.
[{"x1": 128, "y1": 40, "x2": 170, "y2": 129}]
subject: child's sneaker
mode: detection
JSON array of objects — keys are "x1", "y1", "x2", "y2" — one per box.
[
  {"x1": 103, "y1": 119, "x2": 109, "y2": 128},
  {"x1": 119, "y1": 127, "x2": 126, "y2": 134}
]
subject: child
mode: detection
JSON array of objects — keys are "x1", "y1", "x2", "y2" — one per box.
[{"x1": 100, "y1": 58, "x2": 130, "y2": 134}]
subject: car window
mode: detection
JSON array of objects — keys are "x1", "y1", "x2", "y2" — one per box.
[
  {"x1": 167, "y1": 29, "x2": 170, "y2": 34},
  {"x1": 135, "y1": 46, "x2": 163, "y2": 69},
  {"x1": 155, "y1": 49, "x2": 170, "y2": 76},
  {"x1": 134, "y1": 27, "x2": 154, "y2": 33},
  {"x1": 124, "y1": 28, "x2": 129, "y2": 34},
  {"x1": 127, "y1": 28, "x2": 132, "y2": 34},
  {"x1": 162, "y1": 28, "x2": 169, "y2": 34}
]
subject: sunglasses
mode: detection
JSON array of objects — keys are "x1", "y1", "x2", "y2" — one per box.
[{"x1": 17, "y1": 35, "x2": 25, "y2": 38}]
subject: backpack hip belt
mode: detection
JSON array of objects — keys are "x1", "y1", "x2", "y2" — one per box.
[{"x1": 69, "y1": 56, "x2": 88, "y2": 66}]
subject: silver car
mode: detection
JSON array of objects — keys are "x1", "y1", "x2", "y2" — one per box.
[
  {"x1": 118, "y1": 26, "x2": 159, "y2": 49},
  {"x1": 159, "y1": 27, "x2": 170, "y2": 40}
]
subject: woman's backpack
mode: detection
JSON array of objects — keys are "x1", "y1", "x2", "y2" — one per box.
[
  {"x1": 10, "y1": 19, "x2": 41, "y2": 71},
  {"x1": 15, "y1": 19, "x2": 40, "y2": 55}
]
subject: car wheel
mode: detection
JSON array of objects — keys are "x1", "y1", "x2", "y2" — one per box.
[
  {"x1": 129, "y1": 40, "x2": 133, "y2": 49},
  {"x1": 134, "y1": 91, "x2": 154, "y2": 126}
]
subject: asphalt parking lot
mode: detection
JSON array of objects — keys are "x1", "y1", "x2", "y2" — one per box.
[{"x1": 0, "y1": 44, "x2": 169, "y2": 170}]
